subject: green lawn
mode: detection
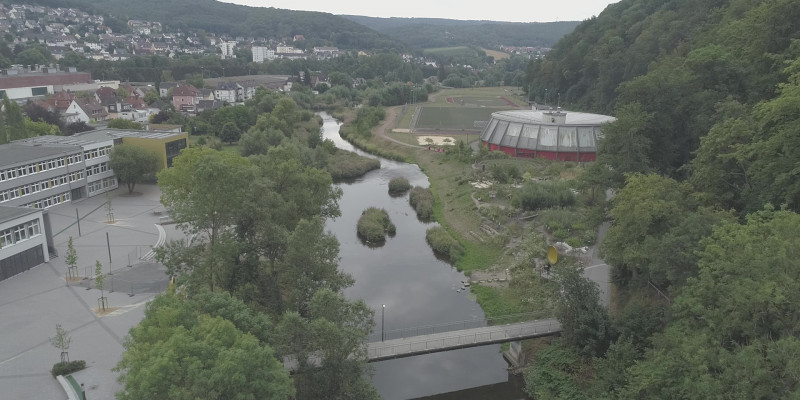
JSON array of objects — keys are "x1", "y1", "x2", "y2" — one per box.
[{"x1": 416, "y1": 107, "x2": 497, "y2": 130}]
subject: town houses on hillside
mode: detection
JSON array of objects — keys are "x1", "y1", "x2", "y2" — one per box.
[{"x1": 0, "y1": 3, "x2": 351, "y2": 63}]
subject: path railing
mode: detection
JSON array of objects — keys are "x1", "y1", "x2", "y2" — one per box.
[
  {"x1": 368, "y1": 310, "x2": 554, "y2": 342},
  {"x1": 367, "y1": 318, "x2": 561, "y2": 361}
]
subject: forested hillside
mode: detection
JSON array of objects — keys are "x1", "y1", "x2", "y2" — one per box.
[
  {"x1": 343, "y1": 15, "x2": 580, "y2": 49},
  {"x1": 526, "y1": 0, "x2": 800, "y2": 181},
  {"x1": 520, "y1": 0, "x2": 800, "y2": 398},
  {"x1": 24, "y1": 0, "x2": 401, "y2": 49}
]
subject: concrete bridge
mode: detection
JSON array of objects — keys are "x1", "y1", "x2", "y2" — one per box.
[{"x1": 367, "y1": 318, "x2": 561, "y2": 362}]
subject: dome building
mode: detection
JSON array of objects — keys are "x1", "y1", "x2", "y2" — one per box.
[{"x1": 479, "y1": 109, "x2": 615, "y2": 162}]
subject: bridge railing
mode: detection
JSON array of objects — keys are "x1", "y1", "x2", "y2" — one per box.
[
  {"x1": 368, "y1": 319, "x2": 561, "y2": 360},
  {"x1": 368, "y1": 310, "x2": 554, "y2": 342}
]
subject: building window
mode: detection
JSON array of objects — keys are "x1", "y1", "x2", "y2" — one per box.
[
  {"x1": 0, "y1": 219, "x2": 41, "y2": 249},
  {"x1": 31, "y1": 87, "x2": 48, "y2": 96}
]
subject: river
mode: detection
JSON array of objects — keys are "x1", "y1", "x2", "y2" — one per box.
[{"x1": 320, "y1": 114, "x2": 528, "y2": 399}]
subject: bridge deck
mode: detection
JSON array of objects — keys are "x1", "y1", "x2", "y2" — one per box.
[{"x1": 367, "y1": 318, "x2": 561, "y2": 362}]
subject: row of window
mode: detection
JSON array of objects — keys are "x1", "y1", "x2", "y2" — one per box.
[
  {"x1": 87, "y1": 176, "x2": 117, "y2": 196},
  {"x1": 85, "y1": 162, "x2": 109, "y2": 177},
  {"x1": 22, "y1": 191, "x2": 71, "y2": 210},
  {"x1": 0, "y1": 171, "x2": 84, "y2": 204},
  {"x1": 0, "y1": 154, "x2": 83, "y2": 183},
  {"x1": 0, "y1": 219, "x2": 41, "y2": 249},
  {"x1": 84, "y1": 145, "x2": 112, "y2": 161}
]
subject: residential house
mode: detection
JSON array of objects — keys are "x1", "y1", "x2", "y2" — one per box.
[
  {"x1": 171, "y1": 84, "x2": 199, "y2": 112},
  {"x1": 71, "y1": 98, "x2": 108, "y2": 122},
  {"x1": 213, "y1": 82, "x2": 241, "y2": 103},
  {"x1": 94, "y1": 86, "x2": 132, "y2": 117},
  {"x1": 198, "y1": 88, "x2": 214, "y2": 101},
  {"x1": 196, "y1": 99, "x2": 223, "y2": 113},
  {"x1": 313, "y1": 46, "x2": 339, "y2": 59},
  {"x1": 63, "y1": 99, "x2": 90, "y2": 123},
  {"x1": 159, "y1": 82, "x2": 178, "y2": 98},
  {"x1": 44, "y1": 90, "x2": 75, "y2": 113}
]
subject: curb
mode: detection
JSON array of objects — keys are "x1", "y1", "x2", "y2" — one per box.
[
  {"x1": 56, "y1": 375, "x2": 81, "y2": 400},
  {"x1": 141, "y1": 224, "x2": 166, "y2": 261}
]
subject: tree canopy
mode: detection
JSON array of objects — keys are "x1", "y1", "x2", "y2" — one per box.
[{"x1": 108, "y1": 145, "x2": 160, "y2": 194}]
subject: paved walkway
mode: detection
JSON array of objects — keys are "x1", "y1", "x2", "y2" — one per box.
[
  {"x1": 367, "y1": 319, "x2": 561, "y2": 362},
  {"x1": 0, "y1": 184, "x2": 181, "y2": 399}
]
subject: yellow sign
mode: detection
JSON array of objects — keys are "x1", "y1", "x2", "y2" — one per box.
[{"x1": 547, "y1": 246, "x2": 558, "y2": 265}]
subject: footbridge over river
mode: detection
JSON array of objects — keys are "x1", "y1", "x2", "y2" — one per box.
[{"x1": 366, "y1": 312, "x2": 561, "y2": 362}]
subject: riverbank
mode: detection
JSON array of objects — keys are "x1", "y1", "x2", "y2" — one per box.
[{"x1": 335, "y1": 91, "x2": 608, "y2": 322}]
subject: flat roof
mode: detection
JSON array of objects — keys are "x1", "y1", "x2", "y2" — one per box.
[
  {"x1": 0, "y1": 142, "x2": 82, "y2": 167},
  {"x1": 15, "y1": 128, "x2": 186, "y2": 147},
  {"x1": 0, "y1": 205, "x2": 40, "y2": 223},
  {"x1": 491, "y1": 110, "x2": 616, "y2": 126}
]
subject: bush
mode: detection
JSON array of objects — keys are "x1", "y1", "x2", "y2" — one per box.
[
  {"x1": 388, "y1": 177, "x2": 411, "y2": 195},
  {"x1": 511, "y1": 181, "x2": 576, "y2": 210},
  {"x1": 425, "y1": 226, "x2": 465, "y2": 262},
  {"x1": 51, "y1": 360, "x2": 86, "y2": 377},
  {"x1": 357, "y1": 207, "x2": 396, "y2": 243},
  {"x1": 489, "y1": 164, "x2": 521, "y2": 184},
  {"x1": 409, "y1": 186, "x2": 435, "y2": 220},
  {"x1": 540, "y1": 208, "x2": 599, "y2": 246}
]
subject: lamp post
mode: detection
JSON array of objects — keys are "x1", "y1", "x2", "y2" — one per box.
[{"x1": 381, "y1": 304, "x2": 385, "y2": 342}]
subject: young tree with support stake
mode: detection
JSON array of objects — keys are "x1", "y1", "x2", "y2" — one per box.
[
  {"x1": 65, "y1": 236, "x2": 78, "y2": 280},
  {"x1": 51, "y1": 324, "x2": 71, "y2": 363},
  {"x1": 95, "y1": 260, "x2": 107, "y2": 311}
]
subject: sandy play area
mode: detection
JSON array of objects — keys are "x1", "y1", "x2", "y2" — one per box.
[{"x1": 416, "y1": 135, "x2": 456, "y2": 145}]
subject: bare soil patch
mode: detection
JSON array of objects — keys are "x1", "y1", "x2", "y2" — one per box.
[
  {"x1": 416, "y1": 135, "x2": 456, "y2": 146},
  {"x1": 93, "y1": 306, "x2": 120, "y2": 317}
]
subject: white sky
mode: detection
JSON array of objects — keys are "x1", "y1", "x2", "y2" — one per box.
[{"x1": 219, "y1": 0, "x2": 619, "y2": 23}]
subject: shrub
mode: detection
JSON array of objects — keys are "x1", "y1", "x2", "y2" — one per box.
[
  {"x1": 357, "y1": 207, "x2": 396, "y2": 243},
  {"x1": 409, "y1": 186, "x2": 435, "y2": 220},
  {"x1": 388, "y1": 177, "x2": 411, "y2": 195},
  {"x1": 425, "y1": 226, "x2": 465, "y2": 262},
  {"x1": 511, "y1": 181, "x2": 575, "y2": 210},
  {"x1": 489, "y1": 164, "x2": 521, "y2": 184},
  {"x1": 51, "y1": 360, "x2": 86, "y2": 377}
]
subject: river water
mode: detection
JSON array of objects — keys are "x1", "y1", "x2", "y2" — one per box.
[{"x1": 320, "y1": 114, "x2": 527, "y2": 399}]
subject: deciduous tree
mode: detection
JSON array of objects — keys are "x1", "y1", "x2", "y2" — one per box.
[{"x1": 108, "y1": 145, "x2": 159, "y2": 194}]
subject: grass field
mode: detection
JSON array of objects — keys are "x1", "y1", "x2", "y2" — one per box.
[
  {"x1": 423, "y1": 46, "x2": 480, "y2": 57},
  {"x1": 416, "y1": 107, "x2": 497, "y2": 130},
  {"x1": 482, "y1": 48, "x2": 510, "y2": 60}
]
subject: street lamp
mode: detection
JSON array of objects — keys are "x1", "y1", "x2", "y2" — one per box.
[{"x1": 381, "y1": 304, "x2": 385, "y2": 342}]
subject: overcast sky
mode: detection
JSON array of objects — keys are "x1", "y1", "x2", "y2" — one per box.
[{"x1": 219, "y1": 0, "x2": 619, "y2": 23}]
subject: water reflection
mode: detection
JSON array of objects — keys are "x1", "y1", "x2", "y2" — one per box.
[{"x1": 320, "y1": 114, "x2": 527, "y2": 399}]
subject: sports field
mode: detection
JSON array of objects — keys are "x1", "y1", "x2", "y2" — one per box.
[
  {"x1": 416, "y1": 107, "x2": 498, "y2": 130},
  {"x1": 400, "y1": 87, "x2": 526, "y2": 131},
  {"x1": 445, "y1": 95, "x2": 518, "y2": 108}
]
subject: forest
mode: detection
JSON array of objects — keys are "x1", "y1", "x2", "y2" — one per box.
[
  {"x1": 342, "y1": 15, "x2": 580, "y2": 49},
  {"x1": 519, "y1": 0, "x2": 800, "y2": 397}
]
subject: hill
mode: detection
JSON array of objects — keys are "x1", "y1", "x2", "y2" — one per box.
[
  {"x1": 525, "y1": 0, "x2": 800, "y2": 176},
  {"x1": 518, "y1": 1, "x2": 800, "y2": 398},
  {"x1": 25, "y1": 0, "x2": 402, "y2": 49},
  {"x1": 342, "y1": 15, "x2": 580, "y2": 49}
]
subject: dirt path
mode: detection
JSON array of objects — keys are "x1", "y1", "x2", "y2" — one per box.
[{"x1": 373, "y1": 105, "x2": 424, "y2": 148}]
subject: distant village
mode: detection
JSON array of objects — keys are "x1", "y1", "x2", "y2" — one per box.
[{"x1": 0, "y1": 3, "x2": 346, "y2": 62}]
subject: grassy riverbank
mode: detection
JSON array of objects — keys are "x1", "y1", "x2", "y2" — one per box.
[{"x1": 335, "y1": 88, "x2": 601, "y2": 321}]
